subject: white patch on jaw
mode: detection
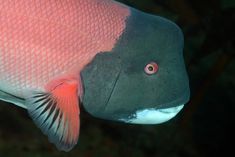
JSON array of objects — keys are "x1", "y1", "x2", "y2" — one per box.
[{"x1": 120, "y1": 105, "x2": 184, "y2": 124}]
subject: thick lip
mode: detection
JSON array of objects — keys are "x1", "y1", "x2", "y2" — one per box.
[
  {"x1": 119, "y1": 104, "x2": 184, "y2": 124},
  {"x1": 152, "y1": 90, "x2": 190, "y2": 110}
]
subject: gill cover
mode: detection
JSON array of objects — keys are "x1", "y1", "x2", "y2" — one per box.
[{"x1": 81, "y1": 52, "x2": 122, "y2": 119}]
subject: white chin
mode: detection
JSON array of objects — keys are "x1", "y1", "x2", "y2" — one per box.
[{"x1": 120, "y1": 105, "x2": 184, "y2": 124}]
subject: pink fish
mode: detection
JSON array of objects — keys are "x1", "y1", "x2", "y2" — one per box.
[{"x1": 0, "y1": 0, "x2": 190, "y2": 152}]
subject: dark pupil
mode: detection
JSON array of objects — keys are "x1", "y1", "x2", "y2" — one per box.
[{"x1": 148, "y1": 66, "x2": 154, "y2": 71}]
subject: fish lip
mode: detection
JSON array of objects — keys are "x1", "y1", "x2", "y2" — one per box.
[
  {"x1": 117, "y1": 91, "x2": 189, "y2": 124},
  {"x1": 153, "y1": 89, "x2": 190, "y2": 110},
  {"x1": 158, "y1": 104, "x2": 184, "y2": 114},
  {"x1": 119, "y1": 104, "x2": 185, "y2": 124}
]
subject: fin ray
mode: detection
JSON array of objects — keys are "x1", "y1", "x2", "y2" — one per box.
[{"x1": 26, "y1": 80, "x2": 80, "y2": 151}]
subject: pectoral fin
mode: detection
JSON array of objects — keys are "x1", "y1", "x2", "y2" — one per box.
[{"x1": 26, "y1": 80, "x2": 80, "y2": 151}]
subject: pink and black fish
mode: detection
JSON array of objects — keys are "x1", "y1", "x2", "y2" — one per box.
[{"x1": 0, "y1": 0, "x2": 190, "y2": 151}]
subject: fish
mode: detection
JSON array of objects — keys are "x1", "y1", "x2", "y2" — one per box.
[{"x1": 0, "y1": 0, "x2": 190, "y2": 152}]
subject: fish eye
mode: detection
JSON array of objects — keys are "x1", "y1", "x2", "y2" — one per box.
[{"x1": 144, "y1": 62, "x2": 158, "y2": 75}]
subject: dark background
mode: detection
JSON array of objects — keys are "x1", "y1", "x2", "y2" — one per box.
[{"x1": 0, "y1": 0, "x2": 234, "y2": 157}]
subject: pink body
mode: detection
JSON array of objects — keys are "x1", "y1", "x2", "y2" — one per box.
[
  {"x1": 0, "y1": 0, "x2": 130, "y2": 98},
  {"x1": 0, "y1": 0, "x2": 130, "y2": 151}
]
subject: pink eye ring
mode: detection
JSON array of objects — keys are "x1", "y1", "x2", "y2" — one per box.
[{"x1": 144, "y1": 62, "x2": 159, "y2": 75}]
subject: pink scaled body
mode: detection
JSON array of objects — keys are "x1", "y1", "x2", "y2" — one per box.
[
  {"x1": 0, "y1": 0, "x2": 130, "y2": 151},
  {"x1": 0, "y1": 0, "x2": 129, "y2": 97}
]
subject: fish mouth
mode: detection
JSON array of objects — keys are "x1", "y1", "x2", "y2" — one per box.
[{"x1": 119, "y1": 104, "x2": 184, "y2": 124}]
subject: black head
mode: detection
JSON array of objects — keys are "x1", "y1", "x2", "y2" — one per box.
[{"x1": 81, "y1": 8, "x2": 190, "y2": 124}]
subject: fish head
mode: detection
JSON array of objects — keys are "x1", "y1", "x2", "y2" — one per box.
[{"x1": 81, "y1": 9, "x2": 190, "y2": 124}]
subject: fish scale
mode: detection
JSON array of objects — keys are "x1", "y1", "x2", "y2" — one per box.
[
  {"x1": 0, "y1": 0, "x2": 129, "y2": 97},
  {"x1": 0, "y1": 0, "x2": 130, "y2": 151}
]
